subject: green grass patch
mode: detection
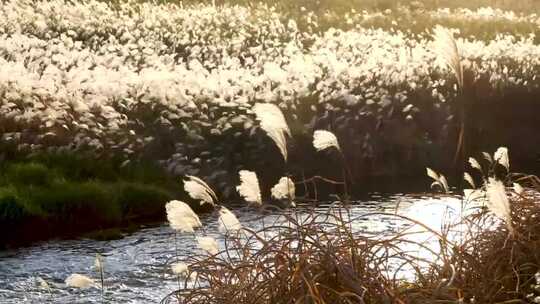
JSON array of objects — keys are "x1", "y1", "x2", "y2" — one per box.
[
  {"x1": 0, "y1": 186, "x2": 28, "y2": 223},
  {"x1": 3, "y1": 162, "x2": 53, "y2": 187},
  {"x1": 0, "y1": 154, "x2": 180, "y2": 241}
]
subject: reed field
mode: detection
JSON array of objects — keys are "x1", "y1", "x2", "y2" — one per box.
[{"x1": 0, "y1": 0, "x2": 539, "y2": 303}]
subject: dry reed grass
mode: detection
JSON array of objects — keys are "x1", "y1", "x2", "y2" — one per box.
[{"x1": 161, "y1": 180, "x2": 540, "y2": 304}]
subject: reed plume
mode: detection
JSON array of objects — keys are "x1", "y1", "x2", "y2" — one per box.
[
  {"x1": 485, "y1": 177, "x2": 513, "y2": 233},
  {"x1": 464, "y1": 172, "x2": 476, "y2": 188},
  {"x1": 236, "y1": 170, "x2": 262, "y2": 206},
  {"x1": 218, "y1": 207, "x2": 242, "y2": 233},
  {"x1": 252, "y1": 103, "x2": 291, "y2": 162},
  {"x1": 184, "y1": 175, "x2": 218, "y2": 206},
  {"x1": 171, "y1": 262, "x2": 189, "y2": 277},
  {"x1": 494, "y1": 147, "x2": 509, "y2": 171},
  {"x1": 312, "y1": 130, "x2": 341, "y2": 152},
  {"x1": 197, "y1": 236, "x2": 219, "y2": 255},
  {"x1": 469, "y1": 157, "x2": 482, "y2": 171},
  {"x1": 165, "y1": 200, "x2": 202, "y2": 233},
  {"x1": 426, "y1": 167, "x2": 449, "y2": 193},
  {"x1": 271, "y1": 176, "x2": 295, "y2": 201},
  {"x1": 433, "y1": 25, "x2": 463, "y2": 90},
  {"x1": 65, "y1": 274, "x2": 95, "y2": 289}
]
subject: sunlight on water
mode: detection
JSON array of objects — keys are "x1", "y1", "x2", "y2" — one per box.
[{"x1": 0, "y1": 194, "x2": 463, "y2": 303}]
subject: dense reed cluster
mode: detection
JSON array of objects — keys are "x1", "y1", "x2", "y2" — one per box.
[
  {"x1": 161, "y1": 146, "x2": 540, "y2": 303},
  {"x1": 1, "y1": 0, "x2": 539, "y2": 198}
]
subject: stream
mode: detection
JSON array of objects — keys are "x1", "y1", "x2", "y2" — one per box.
[{"x1": 0, "y1": 193, "x2": 463, "y2": 303}]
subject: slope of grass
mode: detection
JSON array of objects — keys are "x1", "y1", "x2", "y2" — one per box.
[{"x1": 0, "y1": 154, "x2": 183, "y2": 247}]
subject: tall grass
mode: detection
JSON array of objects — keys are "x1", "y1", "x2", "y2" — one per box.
[
  {"x1": 161, "y1": 185, "x2": 540, "y2": 303},
  {"x1": 159, "y1": 144, "x2": 540, "y2": 303},
  {"x1": 177, "y1": 0, "x2": 540, "y2": 14}
]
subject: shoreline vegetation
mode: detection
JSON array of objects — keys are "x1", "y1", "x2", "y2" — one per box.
[
  {"x1": 1, "y1": 0, "x2": 540, "y2": 302},
  {"x1": 158, "y1": 139, "x2": 540, "y2": 303},
  {"x1": 1, "y1": 0, "x2": 539, "y2": 204},
  {"x1": 0, "y1": 154, "x2": 186, "y2": 248},
  {"x1": 2, "y1": 0, "x2": 539, "y2": 246}
]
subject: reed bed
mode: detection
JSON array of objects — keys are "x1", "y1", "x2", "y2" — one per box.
[
  {"x1": 1, "y1": 0, "x2": 539, "y2": 198},
  {"x1": 162, "y1": 183, "x2": 540, "y2": 303}
]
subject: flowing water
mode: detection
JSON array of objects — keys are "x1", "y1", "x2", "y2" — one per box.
[{"x1": 0, "y1": 194, "x2": 463, "y2": 304}]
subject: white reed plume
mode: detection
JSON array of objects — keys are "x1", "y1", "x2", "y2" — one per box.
[
  {"x1": 165, "y1": 200, "x2": 202, "y2": 233},
  {"x1": 464, "y1": 189, "x2": 485, "y2": 203},
  {"x1": 94, "y1": 253, "x2": 103, "y2": 272},
  {"x1": 486, "y1": 178, "x2": 513, "y2": 233},
  {"x1": 494, "y1": 147, "x2": 509, "y2": 171},
  {"x1": 426, "y1": 167, "x2": 439, "y2": 181},
  {"x1": 184, "y1": 175, "x2": 218, "y2": 206},
  {"x1": 482, "y1": 152, "x2": 493, "y2": 163},
  {"x1": 171, "y1": 262, "x2": 189, "y2": 277},
  {"x1": 433, "y1": 25, "x2": 463, "y2": 89},
  {"x1": 313, "y1": 130, "x2": 341, "y2": 152},
  {"x1": 94, "y1": 253, "x2": 105, "y2": 292},
  {"x1": 36, "y1": 277, "x2": 50, "y2": 290},
  {"x1": 271, "y1": 176, "x2": 295, "y2": 200},
  {"x1": 236, "y1": 170, "x2": 262, "y2": 206},
  {"x1": 218, "y1": 207, "x2": 242, "y2": 233},
  {"x1": 65, "y1": 274, "x2": 95, "y2": 289},
  {"x1": 197, "y1": 236, "x2": 219, "y2": 255},
  {"x1": 513, "y1": 183, "x2": 524, "y2": 195},
  {"x1": 468, "y1": 157, "x2": 482, "y2": 171},
  {"x1": 464, "y1": 172, "x2": 475, "y2": 188},
  {"x1": 252, "y1": 103, "x2": 291, "y2": 162},
  {"x1": 439, "y1": 175, "x2": 449, "y2": 193},
  {"x1": 426, "y1": 167, "x2": 449, "y2": 193}
]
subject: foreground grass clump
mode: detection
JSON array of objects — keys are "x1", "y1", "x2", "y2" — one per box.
[
  {"x1": 0, "y1": 154, "x2": 180, "y2": 246},
  {"x1": 412, "y1": 190, "x2": 540, "y2": 303},
  {"x1": 165, "y1": 184, "x2": 540, "y2": 303}
]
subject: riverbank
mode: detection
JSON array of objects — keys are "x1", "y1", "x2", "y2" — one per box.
[
  {"x1": 0, "y1": 154, "x2": 198, "y2": 248},
  {"x1": 1, "y1": 0, "x2": 539, "y2": 206}
]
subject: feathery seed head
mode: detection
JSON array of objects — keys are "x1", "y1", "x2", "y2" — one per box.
[
  {"x1": 65, "y1": 274, "x2": 95, "y2": 289},
  {"x1": 197, "y1": 236, "x2": 219, "y2": 255},
  {"x1": 486, "y1": 177, "x2": 513, "y2": 233},
  {"x1": 468, "y1": 157, "x2": 482, "y2": 171},
  {"x1": 218, "y1": 207, "x2": 242, "y2": 233},
  {"x1": 171, "y1": 262, "x2": 189, "y2": 277},
  {"x1": 252, "y1": 103, "x2": 290, "y2": 162},
  {"x1": 433, "y1": 25, "x2": 463, "y2": 90},
  {"x1": 271, "y1": 176, "x2": 295, "y2": 201},
  {"x1": 464, "y1": 172, "x2": 475, "y2": 188},
  {"x1": 184, "y1": 175, "x2": 218, "y2": 206},
  {"x1": 165, "y1": 200, "x2": 202, "y2": 233},
  {"x1": 313, "y1": 130, "x2": 341, "y2": 152},
  {"x1": 494, "y1": 147, "x2": 509, "y2": 171},
  {"x1": 236, "y1": 170, "x2": 262, "y2": 206}
]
